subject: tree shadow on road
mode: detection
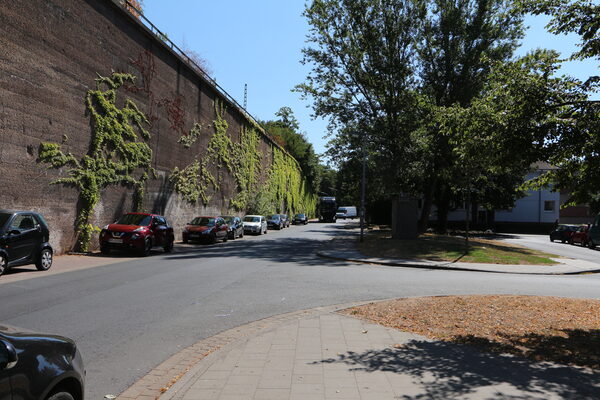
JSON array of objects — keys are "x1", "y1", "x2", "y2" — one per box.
[
  {"x1": 162, "y1": 223, "x2": 358, "y2": 268},
  {"x1": 313, "y1": 339, "x2": 600, "y2": 399}
]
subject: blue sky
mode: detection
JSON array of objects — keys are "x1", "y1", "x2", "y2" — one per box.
[{"x1": 143, "y1": 1, "x2": 597, "y2": 158}]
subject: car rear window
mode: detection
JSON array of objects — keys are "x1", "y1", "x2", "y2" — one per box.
[
  {"x1": 191, "y1": 217, "x2": 215, "y2": 226},
  {"x1": 117, "y1": 214, "x2": 152, "y2": 226}
]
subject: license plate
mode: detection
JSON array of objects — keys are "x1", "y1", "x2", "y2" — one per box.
[
  {"x1": 108, "y1": 238, "x2": 123, "y2": 244},
  {"x1": 189, "y1": 234, "x2": 199, "y2": 238}
]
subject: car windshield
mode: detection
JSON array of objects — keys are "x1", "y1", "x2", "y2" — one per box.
[
  {"x1": 244, "y1": 216, "x2": 260, "y2": 222},
  {"x1": 268, "y1": 215, "x2": 279, "y2": 221},
  {"x1": 116, "y1": 214, "x2": 152, "y2": 226},
  {"x1": 337, "y1": 209, "x2": 347, "y2": 213},
  {"x1": 296, "y1": 214, "x2": 305, "y2": 218},
  {"x1": 222, "y1": 216, "x2": 234, "y2": 223},
  {"x1": 0, "y1": 212, "x2": 11, "y2": 229},
  {"x1": 191, "y1": 217, "x2": 215, "y2": 226}
]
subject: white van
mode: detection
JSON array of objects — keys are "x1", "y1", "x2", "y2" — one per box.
[{"x1": 336, "y1": 206, "x2": 357, "y2": 219}]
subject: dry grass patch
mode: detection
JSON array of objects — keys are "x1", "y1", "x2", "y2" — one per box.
[
  {"x1": 357, "y1": 231, "x2": 558, "y2": 264},
  {"x1": 343, "y1": 295, "x2": 600, "y2": 369}
]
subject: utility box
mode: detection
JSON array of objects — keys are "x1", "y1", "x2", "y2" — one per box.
[{"x1": 392, "y1": 195, "x2": 418, "y2": 239}]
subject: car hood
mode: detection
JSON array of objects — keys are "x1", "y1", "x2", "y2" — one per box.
[
  {"x1": 107, "y1": 224, "x2": 147, "y2": 232},
  {"x1": 0, "y1": 324, "x2": 75, "y2": 347},
  {"x1": 244, "y1": 222, "x2": 260, "y2": 226}
]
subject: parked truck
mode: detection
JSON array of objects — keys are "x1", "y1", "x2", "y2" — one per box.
[{"x1": 318, "y1": 196, "x2": 337, "y2": 223}]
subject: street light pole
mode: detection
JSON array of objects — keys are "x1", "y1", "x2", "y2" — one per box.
[{"x1": 360, "y1": 130, "x2": 366, "y2": 243}]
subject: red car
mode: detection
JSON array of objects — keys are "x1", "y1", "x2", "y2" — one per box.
[
  {"x1": 569, "y1": 224, "x2": 590, "y2": 247},
  {"x1": 182, "y1": 216, "x2": 229, "y2": 244},
  {"x1": 99, "y1": 213, "x2": 174, "y2": 256}
]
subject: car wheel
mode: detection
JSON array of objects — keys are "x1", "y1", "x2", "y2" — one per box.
[
  {"x1": 0, "y1": 254, "x2": 7, "y2": 277},
  {"x1": 210, "y1": 233, "x2": 217, "y2": 244},
  {"x1": 550, "y1": 237, "x2": 554, "y2": 242},
  {"x1": 141, "y1": 238, "x2": 152, "y2": 256},
  {"x1": 47, "y1": 391, "x2": 75, "y2": 400},
  {"x1": 182, "y1": 237, "x2": 188, "y2": 244},
  {"x1": 569, "y1": 238, "x2": 574, "y2": 245},
  {"x1": 223, "y1": 234, "x2": 228, "y2": 243},
  {"x1": 240, "y1": 230, "x2": 244, "y2": 238},
  {"x1": 589, "y1": 240, "x2": 596, "y2": 249},
  {"x1": 35, "y1": 248, "x2": 53, "y2": 271},
  {"x1": 164, "y1": 239, "x2": 174, "y2": 253}
]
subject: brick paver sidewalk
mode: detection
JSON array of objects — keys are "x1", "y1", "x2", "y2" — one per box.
[{"x1": 153, "y1": 309, "x2": 596, "y2": 400}]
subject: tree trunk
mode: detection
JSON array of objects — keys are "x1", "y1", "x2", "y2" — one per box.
[
  {"x1": 418, "y1": 177, "x2": 436, "y2": 233},
  {"x1": 436, "y1": 185, "x2": 450, "y2": 234}
]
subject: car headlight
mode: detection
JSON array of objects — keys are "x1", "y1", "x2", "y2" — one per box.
[{"x1": 133, "y1": 227, "x2": 144, "y2": 232}]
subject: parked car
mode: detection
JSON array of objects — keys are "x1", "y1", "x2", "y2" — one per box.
[
  {"x1": 0, "y1": 324, "x2": 85, "y2": 400},
  {"x1": 182, "y1": 216, "x2": 229, "y2": 244},
  {"x1": 243, "y1": 215, "x2": 267, "y2": 235},
  {"x1": 569, "y1": 224, "x2": 590, "y2": 247},
  {"x1": 267, "y1": 214, "x2": 283, "y2": 230},
  {"x1": 279, "y1": 214, "x2": 290, "y2": 228},
  {"x1": 221, "y1": 216, "x2": 244, "y2": 240},
  {"x1": 293, "y1": 213, "x2": 308, "y2": 225},
  {"x1": 0, "y1": 210, "x2": 53, "y2": 277},
  {"x1": 549, "y1": 224, "x2": 578, "y2": 243},
  {"x1": 99, "y1": 212, "x2": 175, "y2": 256},
  {"x1": 336, "y1": 206, "x2": 357, "y2": 220}
]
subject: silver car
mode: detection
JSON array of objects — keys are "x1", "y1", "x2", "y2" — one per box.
[{"x1": 243, "y1": 215, "x2": 267, "y2": 235}]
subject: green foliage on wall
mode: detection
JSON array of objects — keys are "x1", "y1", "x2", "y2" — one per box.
[
  {"x1": 250, "y1": 147, "x2": 317, "y2": 216},
  {"x1": 170, "y1": 101, "x2": 317, "y2": 216},
  {"x1": 38, "y1": 72, "x2": 154, "y2": 252},
  {"x1": 177, "y1": 122, "x2": 203, "y2": 148}
]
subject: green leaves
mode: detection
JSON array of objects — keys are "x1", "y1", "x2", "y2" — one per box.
[{"x1": 38, "y1": 72, "x2": 154, "y2": 251}]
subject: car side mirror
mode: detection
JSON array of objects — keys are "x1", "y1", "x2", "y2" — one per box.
[
  {"x1": 0, "y1": 340, "x2": 18, "y2": 370},
  {"x1": 9, "y1": 229, "x2": 20, "y2": 236}
]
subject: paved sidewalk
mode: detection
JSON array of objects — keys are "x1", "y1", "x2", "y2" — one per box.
[
  {"x1": 156, "y1": 306, "x2": 599, "y2": 400},
  {"x1": 316, "y1": 238, "x2": 600, "y2": 275}
]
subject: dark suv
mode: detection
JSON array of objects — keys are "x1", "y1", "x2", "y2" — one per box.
[
  {"x1": 0, "y1": 210, "x2": 53, "y2": 277},
  {"x1": 99, "y1": 213, "x2": 175, "y2": 256},
  {"x1": 0, "y1": 324, "x2": 85, "y2": 400}
]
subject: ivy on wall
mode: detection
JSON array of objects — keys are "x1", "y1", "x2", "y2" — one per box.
[
  {"x1": 250, "y1": 147, "x2": 317, "y2": 216},
  {"x1": 38, "y1": 72, "x2": 154, "y2": 251},
  {"x1": 170, "y1": 101, "x2": 317, "y2": 216}
]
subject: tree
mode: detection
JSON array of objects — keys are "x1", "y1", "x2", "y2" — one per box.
[
  {"x1": 297, "y1": 0, "x2": 428, "y2": 200},
  {"x1": 120, "y1": 0, "x2": 144, "y2": 18},
  {"x1": 262, "y1": 107, "x2": 322, "y2": 194},
  {"x1": 417, "y1": 0, "x2": 525, "y2": 232},
  {"x1": 436, "y1": 50, "x2": 585, "y2": 223},
  {"x1": 518, "y1": 0, "x2": 600, "y2": 211}
]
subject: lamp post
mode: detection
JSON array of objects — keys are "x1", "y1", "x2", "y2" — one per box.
[{"x1": 360, "y1": 130, "x2": 367, "y2": 243}]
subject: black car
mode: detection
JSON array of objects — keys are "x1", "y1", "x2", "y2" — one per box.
[
  {"x1": 279, "y1": 214, "x2": 290, "y2": 228},
  {"x1": 266, "y1": 215, "x2": 283, "y2": 230},
  {"x1": 0, "y1": 210, "x2": 53, "y2": 277},
  {"x1": 549, "y1": 224, "x2": 578, "y2": 243},
  {"x1": 0, "y1": 324, "x2": 85, "y2": 400},
  {"x1": 293, "y1": 213, "x2": 308, "y2": 225},
  {"x1": 221, "y1": 216, "x2": 244, "y2": 239}
]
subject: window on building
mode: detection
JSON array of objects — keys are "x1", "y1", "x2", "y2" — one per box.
[{"x1": 544, "y1": 200, "x2": 555, "y2": 212}]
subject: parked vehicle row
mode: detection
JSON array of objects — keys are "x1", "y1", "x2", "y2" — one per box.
[{"x1": 550, "y1": 223, "x2": 598, "y2": 248}]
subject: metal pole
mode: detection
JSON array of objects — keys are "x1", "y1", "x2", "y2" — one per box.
[{"x1": 360, "y1": 131, "x2": 367, "y2": 243}]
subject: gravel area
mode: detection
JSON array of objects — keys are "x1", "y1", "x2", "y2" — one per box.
[{"x1": 342, "y1": 295, "x2": 600, "y2": 369}]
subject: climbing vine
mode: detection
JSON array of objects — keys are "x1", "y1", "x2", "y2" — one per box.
[
  {"x1": 38, "y1": 72, "x2": 154, "y2": 252},
  {"x1": 178, "y1": 122, "x2": 203, "y2": 148},
  {"x1": 170, "y1": 100, "x2": 316, "y2": 216}
]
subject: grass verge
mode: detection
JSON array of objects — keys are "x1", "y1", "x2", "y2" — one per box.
[{"x1": 357, "y1": 231, "x2": 558, "y2": 264}]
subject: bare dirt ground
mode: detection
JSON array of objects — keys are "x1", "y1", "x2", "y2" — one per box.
[{"x1": 342, "y1": 295, "x2": 600, "y2": 369}]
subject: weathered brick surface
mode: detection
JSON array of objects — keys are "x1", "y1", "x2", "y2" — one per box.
[{"x1": 0, "y1": 0, "x2": 279, "y2": 253}]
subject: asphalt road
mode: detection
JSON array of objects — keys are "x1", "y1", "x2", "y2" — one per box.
[
  {"x1": 2, "y1": 221, "x2": 600, "y2": 399},
  {"x1": 497, "y1": 232, "x2": 600, "y2": 264}
]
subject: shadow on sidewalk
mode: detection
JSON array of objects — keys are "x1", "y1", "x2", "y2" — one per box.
[{"x1": 313, "y1": 340, "x2": 600, "y2": 399}]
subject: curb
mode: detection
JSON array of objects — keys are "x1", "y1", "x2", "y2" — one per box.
[{"x1": 315, "y1": 251, "x2": 600, "y2": 276}]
